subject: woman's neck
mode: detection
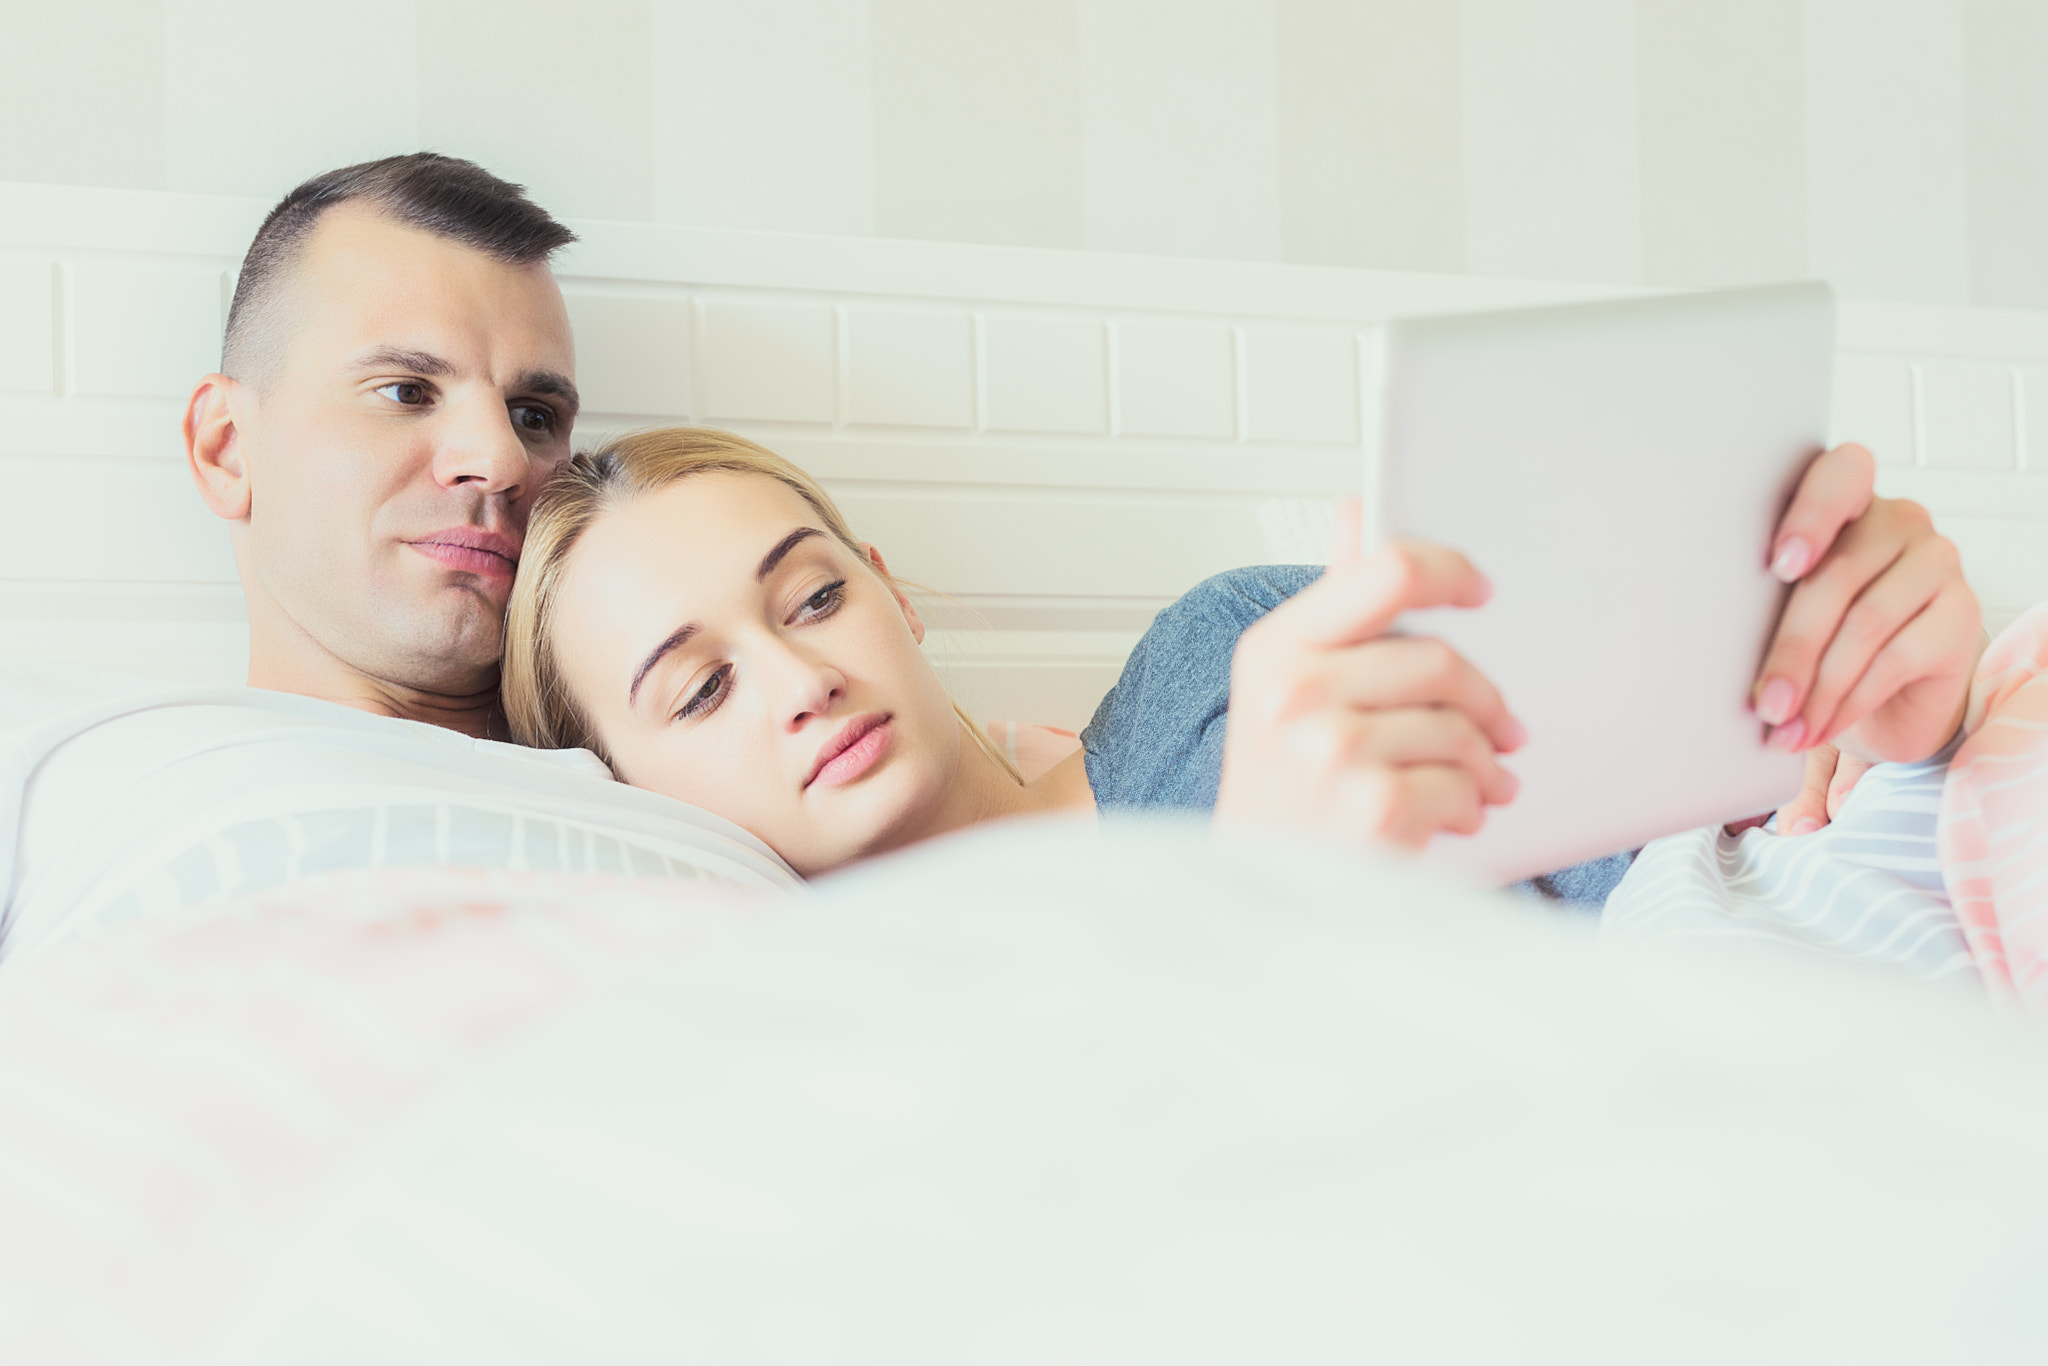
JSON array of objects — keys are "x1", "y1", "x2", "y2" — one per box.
[{"x1": 929, "y1": 724, "x2": 1094, "y2": 840}]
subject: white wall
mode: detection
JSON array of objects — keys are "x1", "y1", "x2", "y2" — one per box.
[
  {"x1": 3, "y1": 0, "x2": 2044, "y2": 308},
  {"x1": 5, "y1": 180, "x2": 2048, "y2": 726}
]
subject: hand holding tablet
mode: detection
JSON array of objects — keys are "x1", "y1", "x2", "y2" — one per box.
[
  {"x1": 1215, "y1": 533, "x2": 1525, "y2": 849},
  {"x1": 1221, "y1": 284, "x2": 1980, "y2": 885},
  {"x1": 1748, "y1": 442, "x2": 1980, "y2": 766}
]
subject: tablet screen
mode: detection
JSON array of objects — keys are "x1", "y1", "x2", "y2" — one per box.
[{"x1": 1367, "y1": 283, "x2": 1832, "y2": 885}]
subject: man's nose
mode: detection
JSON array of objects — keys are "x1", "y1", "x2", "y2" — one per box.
[{"x1": 430, "y1": 392, "x2": 536, "y2": 499}]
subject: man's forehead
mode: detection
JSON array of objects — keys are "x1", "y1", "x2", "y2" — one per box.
[{"x1": 285, "y1": 203, "x2": 574, "y2": 372}]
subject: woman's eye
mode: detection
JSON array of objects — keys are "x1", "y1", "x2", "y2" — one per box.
[
  {"x1": 374, "y1": 381, "x2": 430, "y2": 407},
  {"x1": 512, "y1": 403, "x2": 555, "y2": 434},
  {"x1": 675, "y1": 666, "x2": 729, "y2": 720},
  {"x1": 798, "y1": 580, "x2": 847, "y2": 619}
]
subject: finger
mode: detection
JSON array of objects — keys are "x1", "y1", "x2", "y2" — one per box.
[
  {"x1": 1769, "y1": 443, "x2": 1876, "y2": 583},
  {"x1": 1268, "y1": 541, "x2": 1491, "y2": 651},
  {"x1": 1774, "y1": 744, "x2": 1841, "y2": 836},
  {"x1": 1812, "y1": 583, "x2": 1981, "y2": 750},
  {"x1": 1345, "y1": 706, "x2": 1520, "y2": 806},
  {"x1": 1774, "y1": 531, "x2": 1954, "y2": 746},
  {"x1": 1825, "y1": 754, "x2": 1876, "y2": 821},
  {"x1": 1339, "y1": 764, "x2": 1486, "y2": 848},
  {"x1": 1330, "y1": 496, "x2": 1364, "y2": 568},
  {"x1": 1322, "y1": 635, "x2": 1525, "y2": 753},
  {"x1": 1752, "y1": 501, "x2": 1930, "y2": 739}
]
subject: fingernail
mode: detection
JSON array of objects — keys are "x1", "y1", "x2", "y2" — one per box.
[
  {"x1": 1770, "y1": 536, "x2": 1813, "y2": 583},
  {"x1": 1501, "y1": 717, "x2": 1528, "y2": 749},
  {"x1": 1755, "y1": 677, "x2": 1797, "y2": 726},
  {"x1": 1770, "y1": 716, "x2": 1807, "y2": 751},
  {"x1": 1789, "y1": 817, "x2": 1822, "y2": 836},
  {"x1": 1496, "y1": 770, "x2": 1520, "y2": 802}
]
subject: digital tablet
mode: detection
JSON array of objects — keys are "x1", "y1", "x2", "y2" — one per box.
[{"x1": 1365, "y1": 282, "x2": 1833, "y2": 886}]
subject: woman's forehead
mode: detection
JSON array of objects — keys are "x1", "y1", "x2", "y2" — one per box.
[
  {"x1": 565, "y1": 472, "x2": 827, "y2": 623},
  {"x1": 600, "y1": 471, "x2": 812, "y2": 553}
]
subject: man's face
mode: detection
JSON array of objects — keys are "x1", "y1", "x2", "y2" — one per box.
[{"x1": 231, "y1": 205, "x2": 577, "y2": 696}]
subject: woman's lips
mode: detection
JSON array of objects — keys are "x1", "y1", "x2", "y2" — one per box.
[{"x1": 808, "y1": 716, "x2": 893, "y2": 790}]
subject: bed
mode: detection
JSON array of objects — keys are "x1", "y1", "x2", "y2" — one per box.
[{"x1": 7, "y1": 178, "x2": 2048, "y2": 1362}]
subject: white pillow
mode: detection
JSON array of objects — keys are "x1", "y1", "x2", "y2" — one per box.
[
  {"x1": 0, "y1": 653, "x2": 170, "y2": 735},
  {"x1": 1, "y1": 684, "x2": 799, "y2": 960}
]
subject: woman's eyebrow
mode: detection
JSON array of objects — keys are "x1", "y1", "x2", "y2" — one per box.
[
  {"x1": 628, "y1": 622, "x2": 699, "y2": 707},
  {"x1": 756, "y1": 527, "x2": 823, "y2": 581},
  {"x1": 627, "y1": 529, "x2": 826, "y2": 707}
]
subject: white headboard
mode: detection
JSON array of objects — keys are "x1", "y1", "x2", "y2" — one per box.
[{"x1": 4, "y1": 179, "x2": 2046, "y2": 729}]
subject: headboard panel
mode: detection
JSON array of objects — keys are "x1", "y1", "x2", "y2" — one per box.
[{"x1": 5, "y1": 180, "x2": 2046, "y2": 728}]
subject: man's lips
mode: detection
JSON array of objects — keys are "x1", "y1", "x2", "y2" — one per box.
[
  {"x1": 406, "y1": 527, "x2": 520, "y2": 580},
  {"x1": 806, "y1": 714, "x2": 893, "y2": 789}
]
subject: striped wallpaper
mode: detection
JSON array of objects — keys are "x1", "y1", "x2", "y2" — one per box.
[{"x1": 3, "y1": 0, "x2": 2043, "y2": 309}]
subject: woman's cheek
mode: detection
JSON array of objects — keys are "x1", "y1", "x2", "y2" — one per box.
[{"x1": 702, "y1": 717, "x2": 793, "y2": 824}]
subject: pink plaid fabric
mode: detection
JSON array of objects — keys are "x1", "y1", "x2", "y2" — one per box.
[
  {"x1": 1941, "y1": 603, "x2": 2048, "y2": 1016},
  {"x1": 0, "y1": 869, "x2": 755, "y2": 1363}
]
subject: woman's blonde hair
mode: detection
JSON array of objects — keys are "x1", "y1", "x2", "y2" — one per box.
[{"x1": 502, "y1": 425, "x2": 1018, "y2": 781}]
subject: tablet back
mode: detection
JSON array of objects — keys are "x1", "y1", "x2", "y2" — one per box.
[{"x1": 1368, "y1": 283, "x2": 1833, "y2": 886}]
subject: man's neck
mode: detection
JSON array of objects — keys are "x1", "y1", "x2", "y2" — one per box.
[{"x1": 246, "y1": 644, "x2": 504, "y2": 740}]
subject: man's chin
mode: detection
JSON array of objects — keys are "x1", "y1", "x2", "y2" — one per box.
[
  {"x1": 361, "y1": 606, "x2": 507, "y2": 697},
  {"x1": 428, "y1": 570, "x2": 514, "y2": 615}
]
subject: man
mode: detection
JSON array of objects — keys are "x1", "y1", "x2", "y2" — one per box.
[
  {"x1": 184, "y1": 153, "x2": 577, "y2": 740},
  {"x1": 0, "y1": 156, "x2": 803, "y2": 963},
  {"x1": 0, "y1": 153, "x2": 1981, "y2": 956}
]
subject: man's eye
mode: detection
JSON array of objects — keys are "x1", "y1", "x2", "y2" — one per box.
[
  {"x1": 675, "y1": 666, "x2": 730, "y2": 721},
  {"x1": 374, "y1": 381, "x2": 430, "y2": 406},
  {"x1": 512, "y1": 403, "x2": 556, "y2": 434}
]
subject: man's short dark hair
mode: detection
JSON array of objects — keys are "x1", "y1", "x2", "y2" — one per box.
[{"x1": 221, "y1": 152, "x2": 577, "y2": 382}]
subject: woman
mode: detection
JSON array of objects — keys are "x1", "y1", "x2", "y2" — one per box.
[{"x1": 502, "y1": 427, "x2": 1978, "y2": 888}]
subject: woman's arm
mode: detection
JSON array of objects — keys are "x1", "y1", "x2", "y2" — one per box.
[
  {"x1": 1214, "y1": 537, "x2": 1523, "y2": 849},
  {"x1": 1737, "y1": 443, "x2": 1981, "y2": 836},
  {"x1": 1750, "y1": 443, "x2": 1981, "y2": 764}
]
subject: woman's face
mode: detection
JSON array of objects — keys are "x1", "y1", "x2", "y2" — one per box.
[{"x1": 548, "y1": 472, "x2": 964, "y2": 875}]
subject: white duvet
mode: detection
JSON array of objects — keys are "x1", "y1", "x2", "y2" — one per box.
[{"x1": 2, "y1": 818, "x2": 2047, "y2": 1364}]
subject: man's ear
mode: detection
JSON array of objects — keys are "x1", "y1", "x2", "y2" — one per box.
[
  {"x1": 184, "y1": 373, "x2": 251, "y2": 521},
  {"x1": 864, "y1": 544, "x2": 924, "y2": 644}
]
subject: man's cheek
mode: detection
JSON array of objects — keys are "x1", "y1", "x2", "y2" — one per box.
[{"x1": 533, "y1": 448, "x2": 574, "y2": 489}]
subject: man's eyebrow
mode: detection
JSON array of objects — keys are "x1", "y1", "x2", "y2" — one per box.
[
  {"x1": 516, "y1": 369, "x2": 581, "y2": 415},
  {"x1": 354, "y1": 346, "x2": 456, "y2": 378},
  {"x1": 757, "y1": 527, "x2": 823, "y2": 582},
  {"x1": 350, "y1": 351, "x2": 580, "y2": 415},
  {"x1": 628, "y1": 622, "x2": 700, "y2": 707}
]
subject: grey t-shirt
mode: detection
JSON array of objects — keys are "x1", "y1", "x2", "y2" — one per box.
[{"x1": 1079, "y1": 565, "x2": 1633, "y2": 910}]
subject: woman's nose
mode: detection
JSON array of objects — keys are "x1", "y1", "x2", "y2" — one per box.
[{"x1": 762, "y1": 641, "x2": 845, "y2": 731}]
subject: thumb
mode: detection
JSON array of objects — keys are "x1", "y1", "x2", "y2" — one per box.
[
  {"x1": 1275, "y1": 541, "x2": 1492, "y2": 651},
  {"x1": 1776, "y1": 743, "x2": 1840, "y2": 836},
  {"x1": 1826, "y1": 754, "x2": 1876, "y2": 820}
]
